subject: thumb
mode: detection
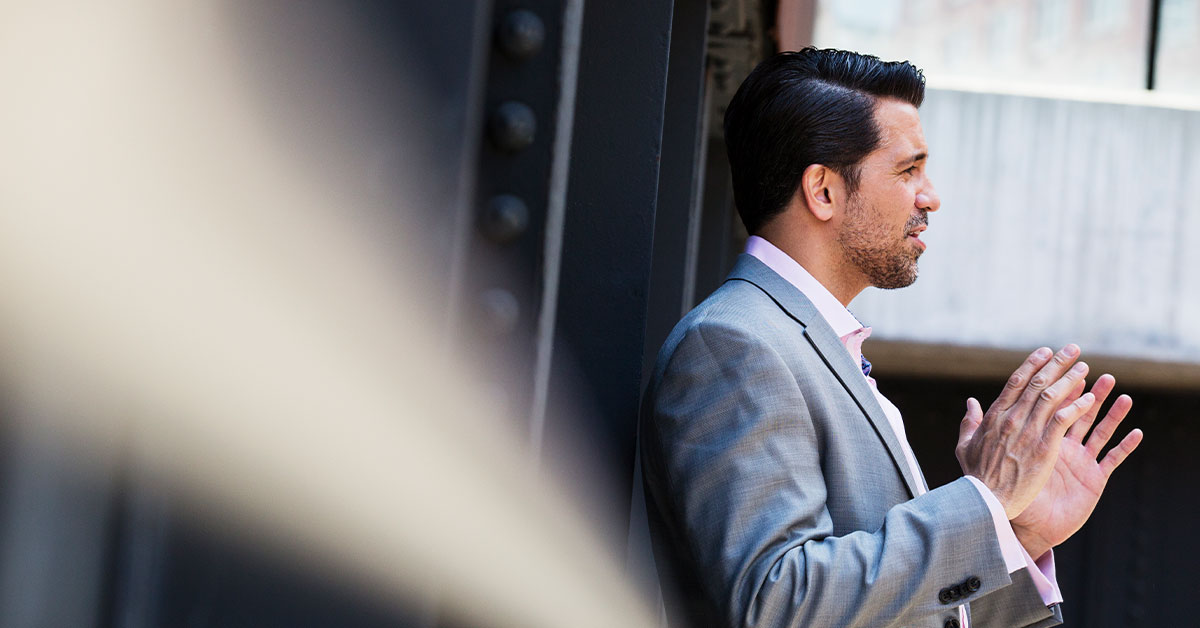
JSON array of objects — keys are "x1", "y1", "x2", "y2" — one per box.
[{"x1": 958, "y1": 397, "x2": 983, "y2": 445}]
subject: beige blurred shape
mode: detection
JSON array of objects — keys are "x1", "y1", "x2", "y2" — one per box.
[{"x1": 0, "y1": 2, "x2": 656, "y2": 627}]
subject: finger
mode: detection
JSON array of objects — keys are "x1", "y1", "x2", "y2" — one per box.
[
  {"x1": 1046, "y1": 391, "x2": 1095, "y2": 438},
  {"x1": 1055, "y1": 378, "x2": 1086, "y2": 414},
  {"x1": 1030, "y1": 360, "x2": 1091, "y2": 433},
  {"x1": 1066, "y1": 374, "x2": 1115, "y2": 442},
  {"x1": 1011, "y1": 345, "x2": 1083, "y2": 417},
  {"x1": 1099, "y1": 428, "x2": 1144, "y2": 478},
  {"x1": 958, "y1": 397, "x2": 983, "y2": 445},
  {"x1": 991, "y1": 347, "x2": 1053, "y2": 413},
  {"x1": 1085, "y1": 393, "x2": 1133, "y2": 458}
]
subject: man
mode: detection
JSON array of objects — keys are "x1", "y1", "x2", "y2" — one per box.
[{"x1": 640, "y1": 49, "x2": 1143, "y2": 628}]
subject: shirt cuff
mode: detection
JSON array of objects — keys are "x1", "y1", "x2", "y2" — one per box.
[
  {"x1": 1023, "y1": 544, "x2": 1063, "y2": 605},
  {"x1": 963, "y1": 476, "x2": 1064, "y2": 606}
]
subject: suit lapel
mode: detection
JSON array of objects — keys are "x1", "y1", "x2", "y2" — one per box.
[
  {"x1": 726, "y1": 254, "x2": 923, "y2": 498},
  {"x1": 800, "y1": 325, "x2": 923, "y2": 498}
]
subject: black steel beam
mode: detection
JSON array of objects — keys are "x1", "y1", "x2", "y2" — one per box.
[
  {"x1": 542, "y1": 0, "x2": 677, "y2": 546},
  {"x1": 642, "y1": 0, "x2": 713, "y2": 388},
  {"x1": 461, "y1": 0, "x2": 575, "y2": 429},
  {"x1": 1147, "y1": 0, "x2": 1164, "y2": 90}
]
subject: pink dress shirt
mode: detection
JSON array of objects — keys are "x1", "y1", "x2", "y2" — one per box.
[{"x1": 745, "y1": 235, "x2": 1062, "y2": 623}]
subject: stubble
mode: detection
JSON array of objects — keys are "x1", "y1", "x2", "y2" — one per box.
[{"x1": 837, "y1": 194, "x2": 925, "y2": 290}]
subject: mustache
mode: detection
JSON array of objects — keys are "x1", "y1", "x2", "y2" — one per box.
[{"x1": 906, "y1": 212, "x2": 928, "y2": 231}]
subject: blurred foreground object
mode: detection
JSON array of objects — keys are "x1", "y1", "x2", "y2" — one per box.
[{"x1": 0, "y1": 3, "x2": 655, "y2": 627}]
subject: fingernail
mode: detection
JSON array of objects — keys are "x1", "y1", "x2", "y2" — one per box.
[
  {"x1": 1035, "y1": 347, "x2": 1051, "y2": 359},
  {"x1": 1081, "y1": 392, "x2": 1094, "y2": 403},
  {"x1": 1064, "y1": 344, "x2": 1080, "y2": 357}
]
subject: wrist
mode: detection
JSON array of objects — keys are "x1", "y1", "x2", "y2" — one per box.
[{"x1": 1011, "y1": 522, "x2": 1052, "y2": 560}]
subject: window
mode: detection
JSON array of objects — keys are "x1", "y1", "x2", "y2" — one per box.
[
  {"x1": 989, "y1": 6, "x2": 1021, "y2": 66},
  {"x1": 1085, "y1": 0, "x2": 1128, "y2": 34},
  {"x1": 1154, "y1": 0, "x2": 1200, "y2": 93},
  {"x1": 1033, "y1": 0, "x2": 1069, "y2": 49},
  {"x1": 811, "y1": 0, "x2": 1160, "y2": 92}
]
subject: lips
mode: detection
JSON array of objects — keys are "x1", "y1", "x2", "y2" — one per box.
[{"x1": 906, "y1": 216, "x2": 928, "y2": 251}]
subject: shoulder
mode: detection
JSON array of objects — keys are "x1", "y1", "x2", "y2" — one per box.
[
  {"x1": 647, "y1": 279, "x2": 818, "y2": 403},
  {"x1": 663, "y1": 279, "x2": 798, "y2": 353}
]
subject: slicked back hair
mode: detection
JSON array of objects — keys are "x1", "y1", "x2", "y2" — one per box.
[{"x1": 723, "y1": 48, "x2": 926, "y2": 234}]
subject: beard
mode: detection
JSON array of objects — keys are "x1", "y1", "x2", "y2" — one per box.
[{"x1": 837, "y1": 193, "x2": 926, "y2": 290}]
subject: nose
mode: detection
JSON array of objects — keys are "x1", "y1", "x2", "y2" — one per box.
[{"x1": 916, "y1": 178, "x2": 940, "y2": 213}]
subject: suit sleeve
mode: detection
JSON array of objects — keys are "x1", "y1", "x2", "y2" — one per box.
[
  {"x1": 642, "y1": 321, "x2": 1059, "y2": 628},
  {"x1": 970, "y1": 569, "x2": 1063, "y2": 628}
]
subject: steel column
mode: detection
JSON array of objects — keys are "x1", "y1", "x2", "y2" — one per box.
[
  {"x1": 642, "y1": 0, "x2": 713, "y2": 385},
  {"x1": 540, "y1": 0, "x2": 676, "y2": 546}
]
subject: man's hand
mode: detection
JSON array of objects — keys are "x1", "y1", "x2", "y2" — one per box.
[
  {"x1": 955, "y1": 345, "x2": 1096, "y2": 519},
  {"x1": 1007, "y1": 374, "x2": 1143, "y2": 558}
]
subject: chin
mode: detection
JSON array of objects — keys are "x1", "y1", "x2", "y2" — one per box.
[{"x1": 871, "y1": 264, "x2": 919, "y2": 290}]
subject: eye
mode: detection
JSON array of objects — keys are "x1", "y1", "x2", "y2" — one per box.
[{"x1": 902, "y1": 165, "x2": 919, "y2": 176}]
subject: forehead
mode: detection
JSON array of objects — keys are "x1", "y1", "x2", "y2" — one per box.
[{"x1": 868, "y1": 98, "x2": 927, "y2": 160}]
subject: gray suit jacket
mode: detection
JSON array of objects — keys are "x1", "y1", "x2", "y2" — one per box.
[{"x1": 641, "y1": 254, "x2": 1062, "y2": 628}]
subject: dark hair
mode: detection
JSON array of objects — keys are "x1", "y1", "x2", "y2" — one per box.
[{"x1": 723, "y1": 48, "x2": 925, "y2": 234}]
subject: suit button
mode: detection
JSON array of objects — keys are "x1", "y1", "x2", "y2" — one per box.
[
  {"x1": 966, "y1": 576, "x2": 982, "y2": 593},
  {"x1": 944, "y1": 618, "x2": 960, "y2": 628},
  {"x1": 938, "y1": 588, "x2": 953, "y2": 604}
]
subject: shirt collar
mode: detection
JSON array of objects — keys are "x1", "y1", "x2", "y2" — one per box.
[{"x1": 744, "y1": 235, "x2": 864, "y2": 338}]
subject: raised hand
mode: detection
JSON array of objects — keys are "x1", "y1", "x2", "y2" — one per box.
[
  {"x1": 1008, "y1": 373, "x2": 1144, "y2": 558},
  {"x1": 955, "y1": 345, "x2": 1097, "y2": 519}
]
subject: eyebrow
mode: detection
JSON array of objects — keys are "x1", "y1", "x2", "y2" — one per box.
[{"x1": 896, "y1": 152, "x2": 927, "y2": 168}]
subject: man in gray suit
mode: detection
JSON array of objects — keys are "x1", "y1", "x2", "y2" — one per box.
[{"x1": 641, "y1": 49, "x2": 1143, "y2": 628}]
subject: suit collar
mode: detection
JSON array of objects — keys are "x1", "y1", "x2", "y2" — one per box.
[
  {"x1": 726, "y1": 254, "x2": 923, "y2": 498},
  {"x1": 727, "y1": 254, "x2": 824, "y2": 326},
  {"x1": 743, "y1": 235, "x2": 864, "y2": 337}
]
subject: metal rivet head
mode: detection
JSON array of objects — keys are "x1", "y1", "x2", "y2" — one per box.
[
  {"x1": 478, "y1": 288, "x2": 520, "y2": 336},
  {"x1": 497, "y1": 9, "x2": 545, "y2": 60},
  {"x1": 480, "y1": 194, "x2": 529, "y2": 243},
  {"x1": 489, "y1": 101, "x2": 536, "y2": 152}
]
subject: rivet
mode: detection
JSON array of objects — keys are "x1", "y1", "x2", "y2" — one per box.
[
  {"x1": 489, "y1": 101, "x2": 536, "y2": 152},
  {"x1": 480, "y1": 194, "x2": 529, "y2": 243},
  {"x1": 497, "y1": 9, "x2": 545, "y2": 60}
]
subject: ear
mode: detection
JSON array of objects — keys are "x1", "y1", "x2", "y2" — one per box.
[{"x1": 798, "y1": 163, "x2": 843, "y2": 222}]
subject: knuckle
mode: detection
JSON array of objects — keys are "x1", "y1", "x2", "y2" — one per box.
[
  {"x1": 1038, "y1": 388, "x2": 1056, "y2": 404},
  {"x1": 1006, "y1": 372, "x2": 1024, "y2": 389},
  {"x1": 1030, "y1": 375, "x2": 1049, "y2": 389}
]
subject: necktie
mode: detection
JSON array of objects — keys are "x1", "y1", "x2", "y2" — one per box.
[{"x1": 860, "y1": 353, "x2": 872, "y2": 378}]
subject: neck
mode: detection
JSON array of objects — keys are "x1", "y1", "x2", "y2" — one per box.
[{"x1": 755, "y1": 227, "x2": 867, "y2": 307}]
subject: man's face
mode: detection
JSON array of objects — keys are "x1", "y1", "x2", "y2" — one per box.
[{"x1": 836, "y1": 98, "x2": 940, "y2": 290}]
